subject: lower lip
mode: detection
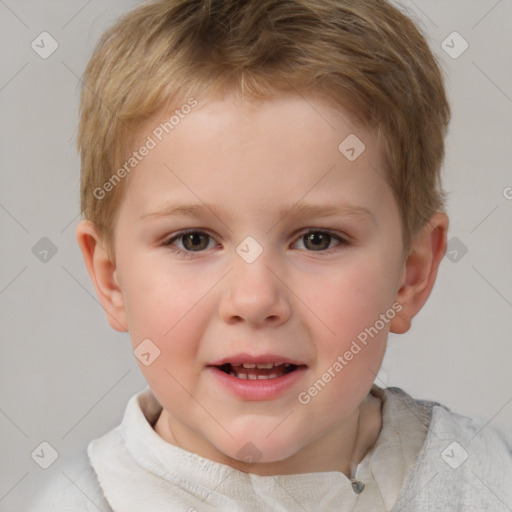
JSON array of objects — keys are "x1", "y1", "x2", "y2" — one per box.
[{"x1": 207, "y1": 366, "x2": 307, "y2": 401}]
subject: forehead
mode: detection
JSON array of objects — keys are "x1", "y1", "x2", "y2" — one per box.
[{"x1": 121, "y1": 93, "x2": 394, "y2": 223}]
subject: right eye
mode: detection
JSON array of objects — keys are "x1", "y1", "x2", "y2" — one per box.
[{"x1": 163, "y1": 230, "x2": 218, "y2": 254}]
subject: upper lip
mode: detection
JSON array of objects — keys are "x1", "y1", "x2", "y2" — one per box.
[{"x1": 208, "y1": 353, "x2": 306, "y2": 367}]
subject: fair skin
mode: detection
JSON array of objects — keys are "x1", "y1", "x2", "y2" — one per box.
[{"x1": 76, "y1": 92, "x2": 448, "y2": 477}]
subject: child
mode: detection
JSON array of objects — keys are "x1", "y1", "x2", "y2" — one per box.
[{"x1": 29, "y1": 0, "x2": 512, "y2": 510}]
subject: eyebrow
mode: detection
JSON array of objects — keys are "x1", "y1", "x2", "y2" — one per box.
[
  {"x1": 140, "y1": 201, "x2": 375, "y2": 224},
  {"x1": 278, "y1": 202, "x2": 375, "y2": 224}
]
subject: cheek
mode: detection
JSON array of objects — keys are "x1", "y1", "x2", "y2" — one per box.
[
  {"x1": 305, "y1": 254, "x2": 395, "y2": 391},
  {"x1": 313, "y1": 257, "x2": 395, "y2": 335},
  {"x1": 117, "y1": 258, "x2": 214, "y2": 392},
  {"x1": 302, "y1": 278, "x2": 389, "y2": 412},
  {"x1": 120, "y1": 254, "x2": 210, "y2": 341},
  {"x1": 126, "y1": 282, "x2": 207, "y2": 407}
]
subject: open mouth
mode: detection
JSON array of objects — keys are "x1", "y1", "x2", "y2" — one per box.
[
  {"x1": 216, "y1": 362, "x2": 299, "y2": 380},
  {"x1": 208, "y1": 356, "x2": 308, "y2": 399}
]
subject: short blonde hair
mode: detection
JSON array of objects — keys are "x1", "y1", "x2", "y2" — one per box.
[{"x1": 78, "y1": 0, "x2": 450, "y2": 260}]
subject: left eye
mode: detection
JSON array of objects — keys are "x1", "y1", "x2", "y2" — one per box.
[{"x1": 293, "y1": 231, "x2": 342, "y2": 251}]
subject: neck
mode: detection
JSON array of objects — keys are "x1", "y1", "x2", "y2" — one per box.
[{"x1": 154, "y1": 390, "x2": 383, "y2": 478}]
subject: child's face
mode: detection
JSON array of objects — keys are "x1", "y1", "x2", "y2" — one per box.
[{"x1": 111, "y1": 93, "x2": 406, "y2": 471}]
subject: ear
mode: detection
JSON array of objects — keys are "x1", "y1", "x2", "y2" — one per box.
[
  {"x1": 75, "y1": 219, "x2": 128, "y2": 332},
  {"x1": 390, "y1": 212, "x2": 449, "y2": 334}
]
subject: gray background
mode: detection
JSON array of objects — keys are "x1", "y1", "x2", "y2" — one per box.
[{"x1": 1, "y1": 0, "x2": 511, "y2": 509}]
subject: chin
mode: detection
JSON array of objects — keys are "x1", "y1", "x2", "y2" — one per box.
[{"x1": 214, "y1": 431, "x2": 305, "y2": 467}]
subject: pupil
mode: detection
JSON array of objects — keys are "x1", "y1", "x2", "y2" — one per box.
[
  {"x1": 184, "y1": 233, "x2": 206, "y2": 251},
  {"x1": 306, "y1": 233, "x2": 329, "y2": 250}
]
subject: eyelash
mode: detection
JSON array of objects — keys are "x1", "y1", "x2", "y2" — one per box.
[{"x1": 162, "y1": 229, "x2": 350, "y2": 258}]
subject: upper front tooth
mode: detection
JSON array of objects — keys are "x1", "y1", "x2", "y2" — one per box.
[
  {"x1": 242, "y1": 363, "x2": 256, "y2": 369},
  {"x1": 255, "y1": 362, "x2": 274, "y2": 369}
]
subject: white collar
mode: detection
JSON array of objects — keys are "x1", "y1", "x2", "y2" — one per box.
[{"x1": 88, "y1": 385, "x2": 431, "y2": 511}]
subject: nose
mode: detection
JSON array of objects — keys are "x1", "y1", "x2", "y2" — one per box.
[{"x1": 218, "y1": 251, "x2": 291, "y2": 327}]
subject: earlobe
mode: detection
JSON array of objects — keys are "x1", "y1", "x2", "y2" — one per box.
[
  {"x1": 390, "y1": 212, "x2": 449, "y2": 334},
  {"x1": 75, "y1": 219, "x2": 128, "y2": 332}
]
